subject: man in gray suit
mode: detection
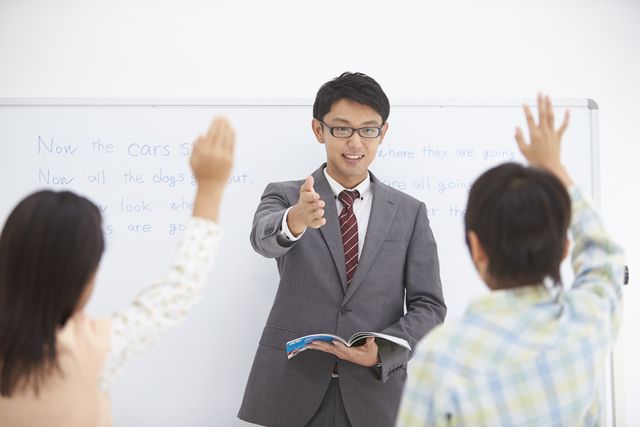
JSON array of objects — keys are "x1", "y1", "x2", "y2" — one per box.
[{"x1": 238, "y1": 72, "x2": 446, "y2": 427}]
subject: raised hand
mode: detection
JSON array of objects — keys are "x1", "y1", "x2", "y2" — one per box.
[
  {"x1": 515, "y1": 94, "x2": 573, "y2": 188},
  {"x1": 191, "y1": 116, "x2": 236, "y2": 221},
  {"x1": 191, "y1": 116, "x2": 235, "y2": 186},
  {"x1": 287, "y1": 175, "x2": 326, "y2": 236}
]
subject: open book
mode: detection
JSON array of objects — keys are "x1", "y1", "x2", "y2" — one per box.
[{"x1": 286, "y1": 332, "x2": 411, "y2": 359}]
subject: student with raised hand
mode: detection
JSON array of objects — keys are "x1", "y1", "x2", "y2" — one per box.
[
  {"x1": 0, "y1": 116, "x2": 235, "y2": 427},
  {"x1": 396, "y1": 94, "x2": 625, "y2": 426}
]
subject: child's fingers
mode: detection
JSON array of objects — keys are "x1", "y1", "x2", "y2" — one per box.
[
  {"x1": 523, "y1": 104, "x2": 536, "y2": 132},
  {"x1": 515, "y1": 127, "x2": 528, "y2": 154},
  {"x1": 220, "y1": 121, "x2": 235, "y2": 152},
  {"x1": 206, "y1": 116, "x2": 225, "y2": 145},
  {"x1": 537, "y1": 93, "x2": 547, "y2": 129},
  {"x1": 558, "y1": 110, "x2": 570, "y2": 139},
  {"x1": 191, "y1": 135, "x2": 205, "y2": 154},
  {"x1": 546, "y1": 96, "x2": 555, "y2": 129}
]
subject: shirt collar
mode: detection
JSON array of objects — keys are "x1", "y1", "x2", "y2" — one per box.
[
  {"x1": 323, "y1": 168, "x2": 372, "y2": 202},
  {"x1": 465, "y1": 284, "x2": 554, "y2": 315}
]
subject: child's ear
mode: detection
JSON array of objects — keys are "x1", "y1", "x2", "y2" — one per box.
[{"x1": 467, "y1": 231, "x2": 492, "y2": 289}]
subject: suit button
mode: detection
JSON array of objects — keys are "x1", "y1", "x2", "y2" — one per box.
[{"x1": 340, "y1": 307, "x2": 348, "y2": 315}]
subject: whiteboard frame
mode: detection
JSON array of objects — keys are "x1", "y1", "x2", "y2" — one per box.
[
  {"x1": 0, "y1": 97, "x2": 598, "y2": 107},
  {"x1": 1, "y1": 98, "x2": 621, "y2": 426}
]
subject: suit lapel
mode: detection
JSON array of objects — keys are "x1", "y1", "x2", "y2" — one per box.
[
  {"x1": 313, "y1": 165, "x2": 349, "y2": 292},
  {"x1": 343, "y1": 172, "x2": 398, "y2": 304}
]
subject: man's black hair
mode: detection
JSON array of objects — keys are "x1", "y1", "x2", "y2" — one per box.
[{"x1": 313, "y1": 72, "x2": 390, "y2": 123}]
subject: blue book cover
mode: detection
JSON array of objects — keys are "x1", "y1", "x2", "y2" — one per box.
[{"x1": 286, "y1": 332, "x2": 410, "y2": 359}]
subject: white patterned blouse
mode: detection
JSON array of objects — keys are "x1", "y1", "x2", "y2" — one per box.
[{"x1": 98, "y1": 216, "x2": 222, "y2": 390}]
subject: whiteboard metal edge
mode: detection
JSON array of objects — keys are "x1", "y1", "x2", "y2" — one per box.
[
  {"x1": 612, "y1": 330, "x2": 627, "y2": 426},
  {"x1": 590, "y1": 100, "x2": 626, "y2": 427},
  {"x1": 587, "y1": 103, "x2": 624, "y2": 427},
  {"x1": 588, "y1": 103, "x2": 616, "y2": 427},
  {"x1": 0, "y1": 98, "x2": 593, "y2": 107},
  {"x1": 391, "y1": 98, "x2": 592, "y2": 107},
  {"x1": 0, "y1": 98, "x2": 315, "y2": 107},
  {"x1": 591, "y1": 103, "x2": 602, "y2": 208}
]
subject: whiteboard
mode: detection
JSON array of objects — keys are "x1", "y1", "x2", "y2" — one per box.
[{"x1": 0, "y1": 99, "x2": 601, "y2": 426}]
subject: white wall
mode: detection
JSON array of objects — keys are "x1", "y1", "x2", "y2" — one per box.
[{"x1": 1, "y1": 0, "x2": 638, "y2": 424}]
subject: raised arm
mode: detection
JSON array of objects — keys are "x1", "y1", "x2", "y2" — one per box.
[
  {"x1": 98, "y1": 116, "x2": 235, "y2": 390},
  {"x1": 515, "y1": 93, "x2": 623, "y2": 326}
]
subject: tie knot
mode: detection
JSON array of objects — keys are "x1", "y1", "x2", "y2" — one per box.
[{"x1": 338, "y1": 190, "x2": 360, "y2": 209}]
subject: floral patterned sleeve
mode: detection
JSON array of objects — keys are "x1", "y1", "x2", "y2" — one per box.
[{"x1": 98, "y1": 217, "x2": 222, "y2": 391}]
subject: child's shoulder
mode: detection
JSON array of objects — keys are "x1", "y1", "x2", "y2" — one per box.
[{"x1": 58, "y1": 312, "x2": 111, "y2": 373}]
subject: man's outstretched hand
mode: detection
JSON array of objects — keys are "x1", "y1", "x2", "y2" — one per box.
[{"x1": 287, "y1": 175, "x2": 326, "y2": 236}]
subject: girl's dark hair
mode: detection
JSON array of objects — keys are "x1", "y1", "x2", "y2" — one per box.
[
  {"x1": 465, "y1": 163, "x2": 571, "y2": 290},
  {"x1": 0, "y1": 190, "x2": 104, "y2": 396},
  {"x1": 313, "y1": 72, "x2": 390, "y2": 123}
]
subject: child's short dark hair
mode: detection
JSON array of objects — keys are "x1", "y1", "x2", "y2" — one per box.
[
  {"x1": 313, "y1": 72, "x2": 390, "y2": 123},
  {"x1": 465, "y1": 163, "x2": 571, "y2": 289},
  {"x1": 0, "y1": 190, "x2": 104, "y2": 396}
]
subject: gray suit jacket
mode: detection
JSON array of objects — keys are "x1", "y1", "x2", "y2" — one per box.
[{"x1": 238, "y1": 165, "x2": 446, "y2": 427}]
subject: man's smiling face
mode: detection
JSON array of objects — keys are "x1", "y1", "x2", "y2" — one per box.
[{"x1": 312, "y1": 98, "x2": 388, "y2": 189}]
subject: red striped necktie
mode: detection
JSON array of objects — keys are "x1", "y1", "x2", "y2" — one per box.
[{"x1": 338, "y1": 190, "x2": 360, "y2": 287}]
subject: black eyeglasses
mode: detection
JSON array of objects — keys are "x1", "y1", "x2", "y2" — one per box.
[{"x1": 319, "y1": 121, "x2": 383, "y2": 138}]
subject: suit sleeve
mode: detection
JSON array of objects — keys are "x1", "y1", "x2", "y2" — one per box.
[
  {"x1": 250, "y1": 181, "x2": 300, "y2": 258},
  {"x1": 376, "y1": 202, "x2": 446, "y2": 382}
]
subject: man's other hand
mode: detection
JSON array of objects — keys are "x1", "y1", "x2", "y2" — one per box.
[{"x1": 308, "y1": 337, "x2": 381, "y2": 367}]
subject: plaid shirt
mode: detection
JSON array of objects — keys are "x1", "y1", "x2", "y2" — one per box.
[{"x1": 396, "y1": 186, "x2": 624, "y2": 427}]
